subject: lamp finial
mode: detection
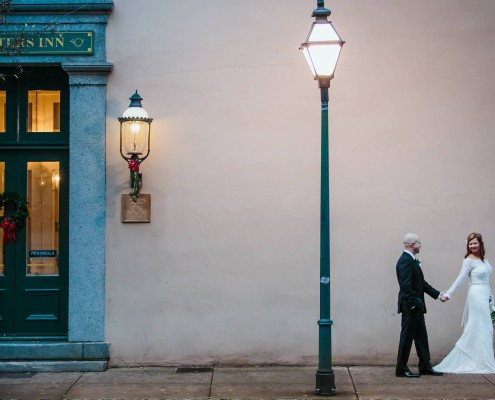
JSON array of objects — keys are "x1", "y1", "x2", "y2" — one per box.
[
  {"x1": 313, "y1": 0, "x2": 331, "y2": 17},
  {"x1": 128, "y1": 90, "x2": 144, "y2": 108}
]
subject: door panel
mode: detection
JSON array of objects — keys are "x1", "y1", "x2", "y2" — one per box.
[
  {"x1": 0, "y1": 151, "x2": 68, "y2": 338},
  {"x1": 26, "y1": 161, "x2": 61, "y2": 276},
  {"x1": 0, "y1": 154, "x2": 15, "y2": 335}
]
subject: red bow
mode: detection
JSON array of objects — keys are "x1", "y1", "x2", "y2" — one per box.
[
  {"x1": 1, "y1": 217, "x2": 16, "y2": 243},
  {"x1": 128, "y1": 159, "x2": 140, "y2": 172}
]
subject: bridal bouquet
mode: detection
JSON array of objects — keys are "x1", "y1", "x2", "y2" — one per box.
[{"x1": 491, "y1": 302, "x2": 495, "y2": 328}]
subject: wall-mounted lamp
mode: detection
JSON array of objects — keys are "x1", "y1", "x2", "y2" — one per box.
[
  {"x1": 118, "y1": 90, "x2": 153, "y2": 200},
  {"x1": 52, "y1": 169, "x2": 60, "y2": 191}
]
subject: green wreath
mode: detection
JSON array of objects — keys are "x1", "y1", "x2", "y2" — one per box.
[{"x1": 0, "y1": 191, "x2": 29, "y2": 243}]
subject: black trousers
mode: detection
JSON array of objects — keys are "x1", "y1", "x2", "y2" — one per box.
[{"x1": 396, "y1": 305, "x2": 432, "y2": 373}]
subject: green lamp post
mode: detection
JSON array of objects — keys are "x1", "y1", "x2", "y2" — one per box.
[{"x1": 300, "y1": 0, "x2": 344, "y2": 396}]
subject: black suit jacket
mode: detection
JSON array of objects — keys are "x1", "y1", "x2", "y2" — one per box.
[{"x1": 396, "y1": 252, "x2": 440, "y2": 313}]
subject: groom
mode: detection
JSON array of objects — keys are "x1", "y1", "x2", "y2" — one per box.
[{"x1": 395, "y1": 233, "x2": 446, "y2": 378}]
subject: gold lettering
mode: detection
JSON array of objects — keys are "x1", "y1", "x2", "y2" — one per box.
[
  {"x1": 20, "y1": 38, "x2": 33, "y2": 48},
  {"x1": 0, "y1": 32, "x2": 91, "y2": 53}
]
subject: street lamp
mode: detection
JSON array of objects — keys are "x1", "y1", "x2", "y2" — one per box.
[{"x1": 300, "y1": 0, "x2": 344, "y2": 396}]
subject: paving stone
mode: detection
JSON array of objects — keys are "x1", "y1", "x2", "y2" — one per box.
[
  {"x1": 210, "y1": 366, "x2": 356, "y2": 400},
  {"x1": 0, "y1": 365, "x2": 493, "y2": 400}
]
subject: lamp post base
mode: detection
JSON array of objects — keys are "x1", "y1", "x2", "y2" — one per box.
[{"x1": 315, "y1": 370, "x2": 336, "y2": 396}]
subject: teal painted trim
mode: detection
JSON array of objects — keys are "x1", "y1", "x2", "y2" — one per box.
[
  {"x1": 0, "y1": 145, "x2": 70, "y2": 149},
  {"x1": 9, "y1": 0, "x2": 113, "y2": 15},
  {"x1": 0, "y1": 341, "x2": 110, "y2": 360},
  {"x1": 62, "y1": 62, "x2": 113, "y2": 77},
  {"x1": 0, "y1": 360, "x2": 107, "y2": 372},
  {"x1": 0, "y1": 336, "x2": 68, "y2": 341},
  {"x1": 83, "y1": 342, "x2": 110, "y2": 359}
]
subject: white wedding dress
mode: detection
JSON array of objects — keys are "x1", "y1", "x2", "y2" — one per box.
[{"x1": 434, "y1": 258, "x2": 495, "y2": 374}]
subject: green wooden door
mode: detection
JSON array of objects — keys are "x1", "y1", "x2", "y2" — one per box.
[{"x1": 0, "y1": 150, "x2": 69, "y2": 338}]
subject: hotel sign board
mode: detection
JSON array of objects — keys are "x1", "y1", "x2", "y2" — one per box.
[{"x1": 0, "y1": 31, "x2": 94, "y2": 55}]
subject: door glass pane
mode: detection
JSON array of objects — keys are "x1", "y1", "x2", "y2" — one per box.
[
  {"x1": 27, "y1": 90, "x2": 61, "y2": 133},
  {"x1": 0, "y1": 91, "x2": 6, "y2": 133},
  {"x1": 26, "y1": 162, "x2": 60, "y2": 276},
  {"x1": 0, "y1": 162, "x2": 4, "y2": 275}
]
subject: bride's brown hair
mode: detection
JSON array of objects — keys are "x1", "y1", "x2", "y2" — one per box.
[{"x1": 465, "y1": 232, "x2": 485, "y2": 260}]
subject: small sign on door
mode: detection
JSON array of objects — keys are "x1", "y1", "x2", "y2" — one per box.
[{"x1": 28, "y1": 250, "x2": 57, "y2": 258}]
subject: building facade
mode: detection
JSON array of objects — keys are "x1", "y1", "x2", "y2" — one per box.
[
  {"x1": 1, "y1": 0, "x2": 495, "y2": 370},
  {"x1": 0, "y1": 0, "x2": 112, "y2": 370}
]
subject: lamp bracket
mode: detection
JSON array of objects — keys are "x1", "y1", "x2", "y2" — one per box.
[{"x1": 119, "y1": 149, "x2": 150, "y2": 163}]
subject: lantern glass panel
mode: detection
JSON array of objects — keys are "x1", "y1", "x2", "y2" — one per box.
[
  {"x1": 307, "y1": 23, "x2": 341, "y2": 42},
  {"x1": 122, "y1": 120, "x2": 149, "y2": 156},
  {"x1": 305, "y1": 44, "x2": 342, "y2": 77}
]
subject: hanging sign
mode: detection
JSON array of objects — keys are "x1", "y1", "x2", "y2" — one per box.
[{"x1": 0, "y1": 31, "x2": 94, "y2": 55}]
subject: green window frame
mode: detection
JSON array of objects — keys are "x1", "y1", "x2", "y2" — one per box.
[{"x1": 0, "y1": 67, "x2": 69, "y2": 146}]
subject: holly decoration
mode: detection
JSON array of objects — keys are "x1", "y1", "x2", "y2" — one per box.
[
  {"x1": 128, "y1": 158, "x2": 139, "y2": 172},
  {"x1": 0, "y1": 191, "x2": 29, "y2": 244},
  {"x1": 127, "y1": 158, "x2": 141, "y2": 200}
]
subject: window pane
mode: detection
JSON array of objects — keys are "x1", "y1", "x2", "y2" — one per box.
[
  {"x1": 0, "y1": 91, "x2": 5, "y2": 133},
  {"x1": 0, "y1": 162, "x2": 4, "y2": 276},
  {"x1": 26, "y1": 162, "x2": 60, "y2": 276},
  {"x1": 27, "y1": 90, "x2": 61, "y2": 133}
]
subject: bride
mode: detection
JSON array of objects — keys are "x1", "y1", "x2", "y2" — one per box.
[{"x1": 434, "y1": 232, "x2": 495, "y2": 373}]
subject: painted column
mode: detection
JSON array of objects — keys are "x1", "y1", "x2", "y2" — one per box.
[{"x1": 63, "y1": 64, "x2": 112, "y2": 342}]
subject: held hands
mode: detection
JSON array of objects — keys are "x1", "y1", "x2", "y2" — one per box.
[{"x1": 440, "y1": 292, "x2": 450, "y2": 302}]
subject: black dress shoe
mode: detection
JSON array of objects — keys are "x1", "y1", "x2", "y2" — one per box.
[
  {"x1": 419, "y1": 369, "x2": 444, "y2": 376},
  {"x1": 396, "y1": 370, "x2": 420, "y2": 378}
]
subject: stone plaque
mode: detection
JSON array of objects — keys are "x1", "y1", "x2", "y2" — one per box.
[{"x1": 121, "y1": 194, "x2": 151, "y2": 223}]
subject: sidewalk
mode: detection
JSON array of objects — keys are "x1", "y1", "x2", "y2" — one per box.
[{"x1": 1, "y1": 365, "x2": 494, "y2": 400}]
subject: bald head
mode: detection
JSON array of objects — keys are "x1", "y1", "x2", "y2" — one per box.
[{"x1": 403, "y1": 233, "x2": 421, "y2": 255}]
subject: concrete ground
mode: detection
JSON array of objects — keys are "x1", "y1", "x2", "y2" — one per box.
[{"x1": 0, "y1": 365, "x2": 494, "y2": 400}]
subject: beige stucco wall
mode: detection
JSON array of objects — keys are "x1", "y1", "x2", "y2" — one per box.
[{"x1": 104, "y1": 0, "x2": 495, "y2": 366}]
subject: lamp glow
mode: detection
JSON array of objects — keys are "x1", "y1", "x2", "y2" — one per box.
[{"x1": 300, "y1": 2, "x2": 344, "y2": 82}]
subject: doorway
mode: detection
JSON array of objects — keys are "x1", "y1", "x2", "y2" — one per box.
[
  {"x1": 0, "y1": 67, "x2": 69, "y2": 339},
  {"x1": 0, "y1": 151, "x2": 68, "y2": 338}
]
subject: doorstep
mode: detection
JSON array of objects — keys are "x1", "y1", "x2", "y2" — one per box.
[{"x1": 0, "y1": 341, "x2": 109, "y2": 372}]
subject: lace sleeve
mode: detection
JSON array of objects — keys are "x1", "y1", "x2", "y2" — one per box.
[
  {"x1": 489, "y1": 260, "x2": 494, "y2": 303},
  {"x1": 446, "y1": 259, "x2": 475, "y2": 298}
]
